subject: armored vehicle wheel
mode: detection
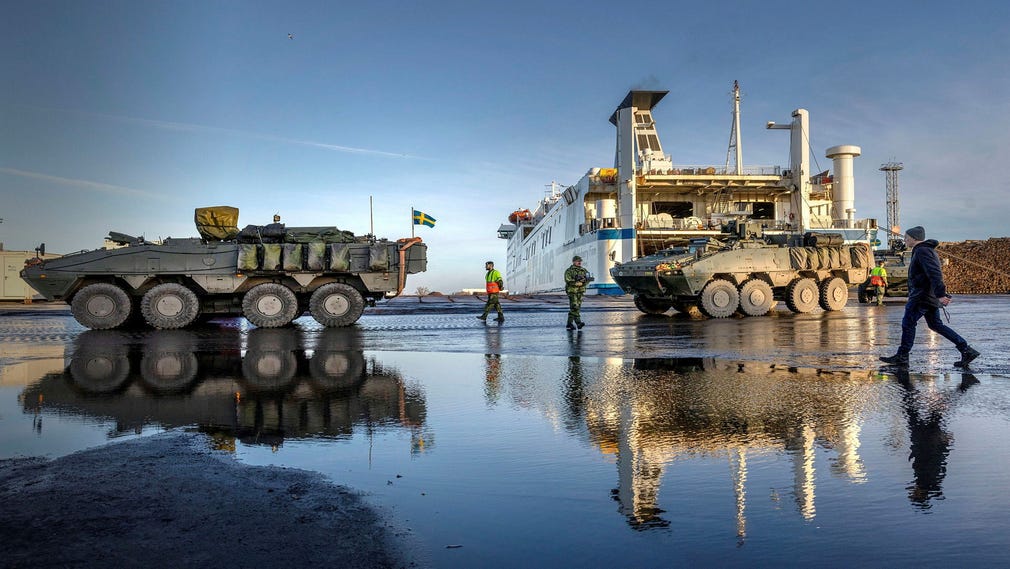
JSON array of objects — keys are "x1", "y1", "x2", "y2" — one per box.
[
  {"x1": 819, "y1": 277, "x2": 848, "y2": 311},
  {"x1": 634, "y1": 295, "x2": 673, "y2": 315},
  {"x1": 309, "y1": 283, "x2": 365, "y2": 327},
  {"x1": 141, "y1": 283, "x2": 200, "y2": 329},
  {"x1": 785, "y1": 277, "x2": 819, "y2": 313},
  {"x1": 857, "y1": 282, "x2": 869, "y2": 303},
  {"x1": 699, "y1": 279, "x2": 740, "y2": 318},
  {"x1": 738, "y1": 279, "x2": 774, "y2": 316},
  {"x1": 71, "y1": 283, "x2": 133, "y2": 330},
  {"x1": 242, "y1": 283, "x2": 299, "y2": 328}
]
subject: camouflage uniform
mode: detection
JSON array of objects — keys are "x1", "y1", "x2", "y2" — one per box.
[{"x1": 564, "y1": 257, "x2": 590, "y2": 329}]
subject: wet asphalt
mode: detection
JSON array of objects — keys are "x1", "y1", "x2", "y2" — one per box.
[{"x1": 2, "y1": 294, "x2": 1008, "y2": 374}]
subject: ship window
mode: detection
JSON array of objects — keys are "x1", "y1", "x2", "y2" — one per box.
[
  {"x1": 653, "y1": 202, "x2": 693, "y2": 217},
  {"x1": 752, "y1": 202, "x2": 775, "y2": 220},
  {"x1": 637, "y1": 134, "x2": 650, "y2": 150}
]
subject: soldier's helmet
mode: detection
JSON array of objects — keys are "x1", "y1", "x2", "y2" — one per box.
[{"x1": 572, "y1": 255, "x2": 582, "y2": 262}]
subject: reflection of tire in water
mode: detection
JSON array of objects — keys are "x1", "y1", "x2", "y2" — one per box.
[
  {"x1": 140, "y1": 351, "x2": 198, "y2": 393},
  {"x1": 69, "y1": 346, "x2": 131, "y2": 393},
  {"x1": 242, "y1": 350, "x2": 297, "y2": 392},
  {"x1": 309, "y1": 350, "x2": 365, "y2": 392}
]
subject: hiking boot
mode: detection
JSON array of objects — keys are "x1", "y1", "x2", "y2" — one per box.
[
  {"x1": 477, "y1": 315, "x2": 487, "y2": 321},
  {"x1": 880, "y1": 353, "x2": 909, "y2": 366},
  {"x1": 576, "y1": 319, "x2": 585, "y2": 329},
  {"x1": 494, "y1": 315, "x2": 505, "y2": 323},
  {"x1": 954, "y1": 346, "x2": 980, "y2": 368},
  {"x1": 566, "y1": 317, "x2": 575, "y2": 330}
]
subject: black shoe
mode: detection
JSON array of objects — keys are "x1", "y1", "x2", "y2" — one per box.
[
  {"x1": 576, "y1": 320, "x2": 585, "y2": 329},
  {"x1": 494, "y1": 315, "x2": 504, "y2": 323},
  {"x1": 477, "y1": 315, "x2": 487, "y2": 321},
  {"x1": 566, "y1": 322, "x2": 576, "y2": 330},
  {"x1": 954, "y1": 346, "x2": 980, "y2": 368},
  {"x1": 880, "y1": 354, "x2": 909, "y2": 366}
]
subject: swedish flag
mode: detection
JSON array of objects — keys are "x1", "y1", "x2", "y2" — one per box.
[{"x1": 413, "y1": 209, "x2": 436, "y2": 228}]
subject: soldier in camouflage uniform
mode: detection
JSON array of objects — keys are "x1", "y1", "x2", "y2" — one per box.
[{"x1": 564, "y1": 255, "x2": 590, "y2": 329}]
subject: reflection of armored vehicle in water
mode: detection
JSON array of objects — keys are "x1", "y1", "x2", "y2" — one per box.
[
  {"x1": 610, "y1": 225, "x2": 873, "y2": 318},
  {"x1": 857, "y1": 248, "x2": 910, "y2": 303},
  {"x1": 20, "y1": 206, "x2": 427, "y2": 330},
  {"x1": 28, "y1": 327, "x2": 427, "y2": 446}
]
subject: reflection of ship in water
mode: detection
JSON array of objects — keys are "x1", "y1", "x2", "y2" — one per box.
[
  {"x1": 574, "y1": 357, "x2": 878, "y2": 536},
  {"x1": 23, "y1": 327, "x2": 428, "y2": 449}
]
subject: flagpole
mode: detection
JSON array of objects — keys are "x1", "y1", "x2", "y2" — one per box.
[
  {"x1": 369, "y1": 195, "x2": 374, "y2": 237},
  {"x1": 411, "y1": 206, "x2": 414, "y2": 238}
]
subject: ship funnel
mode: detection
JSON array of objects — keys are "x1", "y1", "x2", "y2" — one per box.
[{"x1": 826, "y1": 145, "x2": 861, "y2": 229}]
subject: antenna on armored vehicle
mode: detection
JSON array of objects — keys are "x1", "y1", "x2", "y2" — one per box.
[{"x1": 880, "y1": 161, "x2": 903, "y2": 249}]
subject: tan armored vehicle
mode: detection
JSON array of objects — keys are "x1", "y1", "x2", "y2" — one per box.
[
  {"x1": 611, "y1": 225, "x2": 872, "y2": 318},
  {"x1": 21, "y1": 206, "x2": 427, "y2": 330}
]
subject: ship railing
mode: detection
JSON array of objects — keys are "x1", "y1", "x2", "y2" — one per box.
[{"x1": 640, "y1": 164, "x2": 784, "y2": 176}]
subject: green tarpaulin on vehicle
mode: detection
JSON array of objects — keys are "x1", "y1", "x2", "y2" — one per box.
[
  {"x1": 329, "y1": 244, "x2": 350, "y2": 271},
  {"x1": 307, "y1": 242, "x2": 326, "y2": 270},
  {"x1": 282, "y1": 244, "x2": 303, "y2": 271},
  {"x1": 285, "y1": 227, "x2": 356, "y2": 244},
  {"x1": 262, "y1": 244, "x2": 282, "y2": 270},
  {"x1": 195, "y1": 206, "x2": 240, "y2": 241},
  {"x1": 237, "y1": 244, "x2": 259, "y2": 270}
]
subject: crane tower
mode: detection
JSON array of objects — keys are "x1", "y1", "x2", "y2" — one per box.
[{"x1": 879, "y1": 162, "x2": 903, "y2": 249}]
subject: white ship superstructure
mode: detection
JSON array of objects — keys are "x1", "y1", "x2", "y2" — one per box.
[{"x1": 499, "y1": 84, "x2": 878, "y2": 295}]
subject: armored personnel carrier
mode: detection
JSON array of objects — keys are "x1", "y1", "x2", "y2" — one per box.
[
  {"x1": 611, "y1": 223, "x2": 873, "y2": 318},
  {"x1": 21, "y1": 206, "x2": 427, "y2": 330}
]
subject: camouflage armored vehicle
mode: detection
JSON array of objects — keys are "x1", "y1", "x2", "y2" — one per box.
[
  {"x1": 611, "y1": 225, "x2": 872, "y2": 318},
  {"x1": 21, "y1": 206, "x2": 427, "y2": 330},
  {"x1": 857, "y1": 248, "x2": 910, "y2": 303}
]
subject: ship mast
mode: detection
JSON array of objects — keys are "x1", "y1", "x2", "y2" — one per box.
[{"x1": 725, "y1": 80, "x2": 743, "y2": 175}]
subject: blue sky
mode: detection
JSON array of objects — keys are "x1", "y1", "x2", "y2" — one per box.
[{"x1": 3, "y1": 0, "x2": 1008, "y2": 293}]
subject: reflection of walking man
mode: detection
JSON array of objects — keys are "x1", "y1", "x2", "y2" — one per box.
[
  {"x1": 880, "y1": 226, "x2": 980, "y2": 367},
  {"x1": 478, "y1": 261, "x2": 505, "y2": 323},
  {"x1": 564, "y1": 255, "x2": 589, "y2": 330},
  {"x1": 893, "y1": 368, "x2": 978, "y2": 509},
  {"x1": 870, "y1": 260, "x2": 888, "y2": 306}
]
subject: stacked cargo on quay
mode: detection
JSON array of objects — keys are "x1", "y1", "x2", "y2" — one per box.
[{"x1": 498, "y1": 84, "x2": 878, "y2": 295}]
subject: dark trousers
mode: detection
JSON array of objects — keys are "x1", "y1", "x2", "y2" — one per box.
[{"x1": 897, "y1": 302, "x2": 968, "y2": 355}]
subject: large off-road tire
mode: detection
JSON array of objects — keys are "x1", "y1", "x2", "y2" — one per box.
[
  {"x1": 785, "y1": 277, "x2": 819, "y2": 313},
  {"x1": 141, "y1": 283, "x2": 201, "y2": 329},
  {"x1": 857, "y1": 281, "x2": 869, "y2": 304},
  {"x1": 699, "y1": 279, "x2": 739, "y2": 318},
  {"x1": 71, "y1": 283, "x2": 133, "y2": 330},
  {"x1": 634, "y1": 295, "x2": 673, "y2": 315},
  {"x1": 242, "y1": 283, "x2": 300, "y2": 328},
  {"x1": 737, "y1": 279, "x2": 774, "y2": 317},
  {"x1": 309, "y1": 283, "x2": 366, "y2": 327},
  {"x1": 819, "y1": 277, "x2": 848, "y2": 311}
]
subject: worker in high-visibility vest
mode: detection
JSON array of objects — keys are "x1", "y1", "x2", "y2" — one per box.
[
  {"x1": 479, "y1": 261, "x2": 505, "y2": 323},
  {"x1": 869, "y1": 260, "x2": 888, "y2": 306}
]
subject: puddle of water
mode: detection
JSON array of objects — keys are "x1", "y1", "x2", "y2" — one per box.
[{"x1": 5, "y1": 327, "x2": 1010, "y2": 567}]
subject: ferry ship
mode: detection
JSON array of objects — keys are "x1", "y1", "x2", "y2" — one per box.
[{"x1": 498, "y1": 83, "x2": 878, "y2": 295}]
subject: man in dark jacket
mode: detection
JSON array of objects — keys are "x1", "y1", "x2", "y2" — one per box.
[{"x1": 880, "y1": 226, "x2": 980, "y2": 367}]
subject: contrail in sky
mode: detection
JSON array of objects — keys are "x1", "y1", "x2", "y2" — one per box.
[
  {"x1": 18, "y1": 105, "x2": 417, "y2": 159},
  {"x1": 0, "y1": 167, "x2": 164, "y2": 199}
]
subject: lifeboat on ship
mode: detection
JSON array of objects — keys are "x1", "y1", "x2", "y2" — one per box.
[{"x1": 508, "y1": 209, "x2": 532, "y2": 224}]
